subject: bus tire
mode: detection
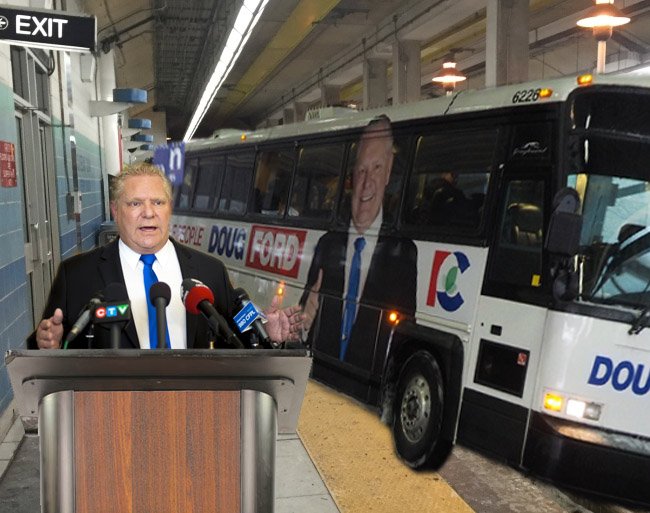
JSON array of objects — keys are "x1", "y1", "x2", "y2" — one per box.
[{"x1": 392, "y1": 350, "x2": 450, "y2": 469}]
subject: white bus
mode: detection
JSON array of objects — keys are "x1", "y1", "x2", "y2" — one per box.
[{"x1": 171, "y1": 73, "x2": 650, "y2": 506}]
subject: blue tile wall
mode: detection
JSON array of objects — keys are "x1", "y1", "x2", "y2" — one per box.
[
  {"x1": 51, "y1": 120, "x2": 106, "y2": 258},
  {"x1": 0, "y1": 80, "x2": 30, "y2": 415},
  {"x1": 0, "y1": 105, "x2": 106, "y2": 417}
]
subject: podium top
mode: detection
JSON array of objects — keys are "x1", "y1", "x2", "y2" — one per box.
[{"x1": 6, "y1": 349, "x2": 312, "y2": 433}]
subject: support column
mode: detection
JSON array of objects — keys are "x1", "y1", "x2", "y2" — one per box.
[
  {"x1": 293, "y1": 101, "x2": 309, "y2": 123},
  {"x1": 392, "y1": 40, "x2": 421, "y2": 105},
  {"x1": 320, "y1": 84, "x2": 340, "y2": 107},
  {"x1": 97, "y1": 50, "x2": 120, "y2": 185},
  {"x1": 363, "y1": 58, "x2": 388, "y2": 109},
  {"x1": 282, "y1": 108, "x2": 295, "y2": 125},
  {"x1": 485, "y1": 0, "x2": 529, "y2": 87}
]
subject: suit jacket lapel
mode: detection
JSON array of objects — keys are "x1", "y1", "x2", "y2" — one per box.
[
  {"x1": 173, "y1": 239, "x2": 199, "y2": 348},
  {"x1": 97, "y1": 239, "x2": 139, "y2": 348},
  {"x1": 360, "y1": 234, "x2": 384, "y2": 306}
]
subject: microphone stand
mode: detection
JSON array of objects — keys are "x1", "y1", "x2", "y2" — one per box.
[
  {"x1": 155, "y1": 300, "x2": 168, "y2": 349},
  {"x1": 110, "y1": 323, "x2": 122, "y2": 349}
]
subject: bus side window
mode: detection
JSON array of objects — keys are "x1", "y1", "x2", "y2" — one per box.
[
  {"x1": 291, "y1": 143, "x2": 344, "y2": 219},
  {"x1": 251, "y1": 148, "x2": 295, "y2": 217},
  {"x1": 403, "y1": 129, "x2": 496, "y2": 232},
  {"x1": 175, "y1": 158, "x2": 198, "y2": 210},
  {"x1": 192, "y1": 156, "x2": 225, "y2": 212},
  {"x1": 218, "y1": 152, "x2": 255, "y2": 215},
  {"x1": 489, "y1": 179, "x2": 545, "y2": 287}
]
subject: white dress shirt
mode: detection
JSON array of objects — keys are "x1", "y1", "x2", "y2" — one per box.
[{"x1": 118, "y1": 239, "x2": 187, "y2": 348}]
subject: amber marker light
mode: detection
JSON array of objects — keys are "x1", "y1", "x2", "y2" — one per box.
[
  {"x1": 388, "y1": 311, "x2": 400, "y2": 325},
  {"x1": 240, "y1": 133, "x2": 247, "y2": 141},
  {"x1": 539, "y1": 88, "x2": 553, "y2": 98},
  {"x1": 543, "y1": 392, "x2": 563, "y2": 412},
  {"x1": 276, "y1": 282, "x2": 285, "y2": 297},
  {"x1": 578, "y1": 73, "x2": 594, "y2": 86}
]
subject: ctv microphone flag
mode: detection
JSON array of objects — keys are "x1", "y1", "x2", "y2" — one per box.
[{"x1": 93, "y1": 301, "x2": 131, "y2": 324}]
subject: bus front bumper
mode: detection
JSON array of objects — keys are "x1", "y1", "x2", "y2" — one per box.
[{"x1": 524, "y1": 411, "x2": 650, "y2": 507}]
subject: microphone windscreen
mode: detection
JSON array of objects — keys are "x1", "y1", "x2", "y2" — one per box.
[
  {"x1": 150, "y1": 281, "x2": 171, "y2": 306},
  {"x1": 182, "y1": 279, "x2": 215, "y2": 315},
  {"x1": 233, "y1": 287, "x2": 249, "y2": 304},
  {"x1": 104, "y1": 282, "x2": 129, "y2": 302}
]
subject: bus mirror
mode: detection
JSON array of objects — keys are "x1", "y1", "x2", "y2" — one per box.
[
  {"x1": 545, "y1": 187, "x2": 582, "y2": 257},
  {"x1": 546, "y1": 212, "x2": 582, "y2": 256}
]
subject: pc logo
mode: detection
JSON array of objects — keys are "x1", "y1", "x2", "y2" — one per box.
[{"x1": 427, "y1": 250, "x2": 470, "y2": 312}]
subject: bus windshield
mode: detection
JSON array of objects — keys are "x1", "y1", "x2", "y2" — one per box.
[
  {"x1": 573, "y1": 173, "x2": 650, "y2": 308},
  {"x1": 566, "y1": 87, "x2": 650, "y2": 309}
]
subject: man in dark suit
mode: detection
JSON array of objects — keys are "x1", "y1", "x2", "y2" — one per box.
[
  {"x1": 30, "y1": 163, "x2": 301, "y2": 350},
  {"x1": 301, "y1": 116, "x2": 417, "y2": 370}
]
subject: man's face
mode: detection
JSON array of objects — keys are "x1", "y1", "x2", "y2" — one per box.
[
  {"x1": 111, "y1": 175, "x2": 172, "y2": 254},
  {"x1": 351, "y1": 130, "x2": 393, "y2": 233}
]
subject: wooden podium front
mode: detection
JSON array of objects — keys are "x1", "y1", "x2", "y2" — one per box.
[{"x1": 7, "y1": 349, "x2": 311, "y2": 513}]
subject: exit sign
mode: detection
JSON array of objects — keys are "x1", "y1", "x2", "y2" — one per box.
[{"x1": 0, "y1": 5, "x2": 95, "y2": 52}]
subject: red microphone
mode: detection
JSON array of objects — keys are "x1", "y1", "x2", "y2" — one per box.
[
  {"x1": 181, "y1": 279, "x2": 243, "y2": 348},
  {"x1": 182, "y1": 279, "x2": 214, "y2": 315}
]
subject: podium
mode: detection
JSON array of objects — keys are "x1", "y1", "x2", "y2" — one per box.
[{"x1": 6, "y1": 349, "x2": 312, "y2": 513}]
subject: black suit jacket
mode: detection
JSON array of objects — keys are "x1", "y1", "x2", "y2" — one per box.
[
  {"x1": 27, "y1": 238, "x2": 240, "y2": 349},
  {"x1": 301, "y1": 230, "x2": 417, "y2": 370}
]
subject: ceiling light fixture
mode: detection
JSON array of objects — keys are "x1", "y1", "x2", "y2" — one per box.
[
  {"x1": 576, "y1": 0, "x2": 630, "y2": 74},
  {"x1": 432, "y1": 60, "x2": 466, "y2": 95},
  {"x1": 183, "y1": 0, "x2": 270, "y2": 141}
]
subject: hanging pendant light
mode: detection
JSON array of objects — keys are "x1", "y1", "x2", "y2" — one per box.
[
  {"x1": 432, "y1": 60, "x2": 466, "y2": 95},
  {"x1": 576, "y1": 0, "x2": 631, "y2": 74}
]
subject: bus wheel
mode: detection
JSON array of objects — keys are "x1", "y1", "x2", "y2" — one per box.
[{"x1": 393, "y1": 351, "x2": 448, "y2": 469}]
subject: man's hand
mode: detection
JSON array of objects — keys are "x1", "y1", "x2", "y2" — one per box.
[
  {"x1": 264, "y1": 295, "x2": 304, "y2": 343},
  {"x1": 302, "y1": 269, "x2": 323, "y2": 332},
  {"x1": 36, "y1": 308, "x2": 64, "y2": 349}
]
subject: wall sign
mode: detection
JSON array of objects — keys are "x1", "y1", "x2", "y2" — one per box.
[
  {"x1": 153, "y1": 142, "x2": 185, "y2": 186},
  {"x1": 0, "y1": 141, "x2": 16, "y2": 188},
  {"x1": 0, "y1": 5, "x2": 96, "y2": 52}
]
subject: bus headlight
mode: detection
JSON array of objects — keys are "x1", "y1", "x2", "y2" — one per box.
[{"x1": 543, "y1": 391, "x2": 602, "y2": 421}]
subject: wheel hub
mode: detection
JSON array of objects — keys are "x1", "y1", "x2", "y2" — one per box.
[{"x1": 399, "y1": 374, "x2": 431, "y2": 444}]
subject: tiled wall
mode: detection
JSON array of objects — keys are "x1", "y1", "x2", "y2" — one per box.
[
  {"x1": 53, "y1": 124, "x2": 106, "y2": 259},
  {"x1": 0, "y1": 82, "x2": 30, "y2": 414},
  {"x1": 0, "y1": 92, "x2": 106, "y2": 416}
]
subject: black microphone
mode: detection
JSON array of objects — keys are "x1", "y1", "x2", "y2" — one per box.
[
  {"x1": 63, "y1": 295, "x2": 103, "y2": 348},
  {"x1": 93, "y1": 283, "x2": 131, "y2": 349},
  {"x1": 233, "y1": 287, "x2": 272, "y2": 348},
  {"x1": 181, "y1": 278, "x2": 244, "y2": 349},
  {"x1": 149, "y1": 281, "x2": 171, "y2": 349}
]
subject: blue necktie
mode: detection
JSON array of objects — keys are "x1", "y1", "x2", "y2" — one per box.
[
  {"x1": 340, "y1": 236, "x2": 365, "y2": 360},
  {"x1": 140, "y1": 254, "x2": 170, "y2": 349}
]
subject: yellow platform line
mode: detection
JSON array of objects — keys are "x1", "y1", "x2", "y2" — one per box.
[{"x1": 297, "y1": 380, "x2": 474, "y2": 513}]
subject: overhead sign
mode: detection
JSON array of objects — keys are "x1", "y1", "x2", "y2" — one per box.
[
  {"x1": 153, "y1": 142, "x2": 185, "y2": 186},
  {"x1": 0, "y1": 5, "x2": 96, "y2": 52}
]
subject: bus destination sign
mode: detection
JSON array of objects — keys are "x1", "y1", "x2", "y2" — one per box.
[{"x1": 0, "y1": 5, "x2": 95, "y2": 52}]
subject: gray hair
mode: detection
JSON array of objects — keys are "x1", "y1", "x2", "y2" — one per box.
[{"x1": 110, "y1": 163, "x2": 173, "y2": 203}]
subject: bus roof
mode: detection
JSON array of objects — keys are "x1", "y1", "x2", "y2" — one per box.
[{"x1": 186, "y1": 73, "x2": 650, "y2": 152}]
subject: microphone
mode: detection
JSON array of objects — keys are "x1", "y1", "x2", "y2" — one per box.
[
  {"x1": 149, "y1": 281, "x2": 171, "y2": 349},
  {"x1": 233, "y1": 287, "x2": 272, "y2": 348},
  {"x1": 93, "y1": 283, "x2": 131, "y2": 349},
  {"x1": 181, "y1": 278, "x2": 244, "y2": 349},
  {"x1": 63, "y1": 295, "x2": 103, "y2": 349}
]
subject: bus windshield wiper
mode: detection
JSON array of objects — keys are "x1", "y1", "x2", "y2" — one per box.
[{"x1": 628, "y1": 306, "x2": 650, "y2": 335}]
